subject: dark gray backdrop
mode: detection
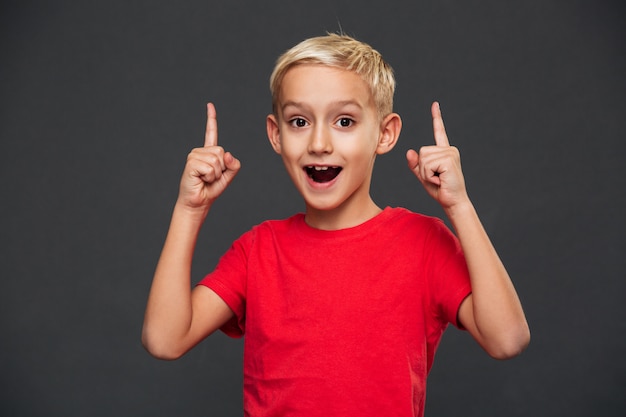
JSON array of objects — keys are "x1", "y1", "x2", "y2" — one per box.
[{"x1": 1, "y1": 1, "x2": 624, "y2": 416}]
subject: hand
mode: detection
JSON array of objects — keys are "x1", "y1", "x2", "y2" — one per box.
[
  {"x1": 177, "y1": 103, "x2": 241, "y2": 211},
  {"x1": 406, "y1": 102, "x2": 468, "y2": 210}
]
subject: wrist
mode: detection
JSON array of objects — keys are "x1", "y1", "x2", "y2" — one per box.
[
  {"x1": 443, "y1": 198, "x2": 476, "y2": 223},
  {"x1": 173, "y1": 200, "x2": 211, "y2": 223}
]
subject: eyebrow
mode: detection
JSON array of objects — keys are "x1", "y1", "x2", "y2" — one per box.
[{"x1": 281, "y1": 100, "x2": 364, "y2": 113}]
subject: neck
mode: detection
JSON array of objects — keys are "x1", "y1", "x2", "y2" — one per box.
[{"x1": 304, "y1": 197, "x2": 382, "y2": 231}]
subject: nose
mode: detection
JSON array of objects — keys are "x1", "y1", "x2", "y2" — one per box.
[{"x1": 307, "y1": 125, "x2": 333, "y2": 154}]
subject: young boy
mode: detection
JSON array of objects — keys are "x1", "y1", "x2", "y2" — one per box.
[{"x1": 142, "y1": 34, "x2": 530, "y2": 416}]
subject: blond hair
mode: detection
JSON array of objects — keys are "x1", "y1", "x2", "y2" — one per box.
[{"x1": 269, "y1": 33, "x2": 396, "y2": 118}]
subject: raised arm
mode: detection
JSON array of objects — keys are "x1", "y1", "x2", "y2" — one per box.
[
  {"x1": 142, "y1": 103, "x2": 241, "y2": 360},
  {"x1": 406, "y1": 102, "x2": 530, "y2": 359}
]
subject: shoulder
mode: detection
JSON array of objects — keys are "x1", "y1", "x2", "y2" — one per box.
[
  {"x1": 382, "y1": 207, "x2": 459, "y2": 254},
  {"x1": 384, "y1": 206, "x2": 446, "y2": 231},
  {"x1": 252, "y1": 213, "x2": 304, "y2": 233},
  {"x1": 234, "y1": 213, "x2": 305, "y2": 245}
]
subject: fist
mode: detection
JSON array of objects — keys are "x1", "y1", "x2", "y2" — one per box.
[
  {"x1": 178, "y1": 103, "x2": 241, "y2": 210},
  {"x1": 406, "y1": 102, "x2": 468, "y2": 209}
]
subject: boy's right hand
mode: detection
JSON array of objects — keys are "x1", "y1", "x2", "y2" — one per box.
[{"x1": 177, "y1": 103, "x2": 241, "y2": 212}]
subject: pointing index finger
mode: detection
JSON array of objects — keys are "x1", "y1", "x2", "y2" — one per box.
[
  {"x1": 204, "y1": 102, "x2": 218, "y2": 147},
  {"x1": 432, "y1": 101, "x2": 450, "y2": 147}
]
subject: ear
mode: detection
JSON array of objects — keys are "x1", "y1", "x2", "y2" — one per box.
[
  {"x1": 266, "y1": 114, "x2": 282, "y2": 154},
  {"x1": 376, "y1": 113, "x2": 402, "y2": 155}
]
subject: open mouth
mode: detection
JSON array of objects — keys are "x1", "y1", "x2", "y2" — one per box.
[{"x1": 305, "y1": 166, "x2": 342, "y2": 183}]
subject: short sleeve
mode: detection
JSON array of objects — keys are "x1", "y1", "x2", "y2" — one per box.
[
  {"x1": 197, "y1": 230, "x2": 254, "y2": 338},
  {"x1": 425, "y1": 219, "x2": 472, "y2": 329}
]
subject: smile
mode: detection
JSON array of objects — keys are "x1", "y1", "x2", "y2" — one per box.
[{"x1": 305, "y1": 166, "x2": 342, "y2": 183}]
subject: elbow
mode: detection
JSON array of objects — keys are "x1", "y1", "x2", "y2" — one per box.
[
  {"x1": 141, "y1": 328, "x2": 186, "y2": 361},
  {"x1": 486, "y1": 324, "x2": 531, "y2": 360}
]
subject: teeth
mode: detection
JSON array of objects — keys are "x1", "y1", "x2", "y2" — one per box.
[{"x1": 308, "y1": 166, "x2": 334, "y2": 171}]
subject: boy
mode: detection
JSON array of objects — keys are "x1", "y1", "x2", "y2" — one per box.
[{"x1": 142, "y1": 34, "x2": 530, "y2": 416}]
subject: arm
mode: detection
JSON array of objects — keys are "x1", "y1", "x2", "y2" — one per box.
[
  {"x1": 406, "y1": 102, "x2": 530, "y2": 359},
  {"x1": 142, "y1": 103, "x2": 241, "y2": 360}
]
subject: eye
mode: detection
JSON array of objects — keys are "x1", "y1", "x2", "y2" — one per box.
[
  {"x1": 289, "y1": 117, "x2": 308, "y2": 128},
  {"x1": 336, "y1": 117, "x2": 354, "y2": 128}
]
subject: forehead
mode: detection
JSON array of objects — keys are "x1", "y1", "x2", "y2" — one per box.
[{"x1": 277, "y1": 65, "x2": 375, "y2": 111}]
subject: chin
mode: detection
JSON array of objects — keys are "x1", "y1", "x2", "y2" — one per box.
[{"x1": 303, "y1": 198, "x2": 343, "y2": 212}]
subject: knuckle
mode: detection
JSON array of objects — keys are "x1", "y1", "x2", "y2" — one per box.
[
  {"x1": 187, "y1": 149, "x2": 199, "y2": 160},
  {"x1": 187, "y1": 146, "x2": 206, "y2": 160}
]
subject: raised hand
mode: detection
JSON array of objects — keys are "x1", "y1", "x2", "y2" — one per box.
[
  {"x1": 406, "y1": 102, "x2": 468, "y2": 210},
  {"x1": 178, "y1": 103, "x2": 241, "y2": 211}
]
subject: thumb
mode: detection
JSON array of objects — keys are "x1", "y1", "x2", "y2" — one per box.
[
  {"x1": 406, "y1": 149, "x2": 419, "y2": 172},
  {"x1": 222, "y1": 152, "x2": 241, "y2": 181}
]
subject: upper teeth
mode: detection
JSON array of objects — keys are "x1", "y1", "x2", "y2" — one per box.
[{"x1": 311, "y1": 166, "x2": 330, "y2": 171}]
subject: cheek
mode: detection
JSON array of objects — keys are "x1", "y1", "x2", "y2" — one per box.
[
  {"x1": 338, "y1": 135, "x2": 379, "y2": 161},
  {"x1": 279, "y1": 142, "x2": 302, "y2": 164},
  {"x1": 279, "y1": 145, "x2": 305, "y2": 177}
]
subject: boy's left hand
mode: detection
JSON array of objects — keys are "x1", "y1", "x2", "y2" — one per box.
[{"x1": 406, "y1": 102, "x2": 469, "y2": 210}]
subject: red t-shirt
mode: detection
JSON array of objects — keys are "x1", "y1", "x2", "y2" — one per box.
[{"x1": 199, "y1": 207, "x2": 471, "y2": 417}]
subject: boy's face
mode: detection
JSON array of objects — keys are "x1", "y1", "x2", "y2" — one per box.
[{"x1": 267, "y1": 65, "x2": 399, "y2": 222}]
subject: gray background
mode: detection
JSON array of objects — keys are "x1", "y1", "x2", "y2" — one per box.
[{"x1": 1, "y1": 1, "x2": 624, "y2": 416}]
